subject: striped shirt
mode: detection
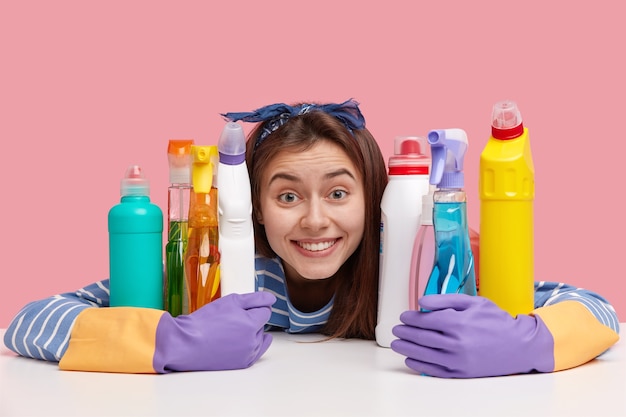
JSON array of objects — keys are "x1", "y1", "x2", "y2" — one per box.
[
  {"x1": 3, "y1": 257, "x2": 620, "y2": 363},
  {"x1": 256, "y1": 255, "x2": 333, "y2": 333}
]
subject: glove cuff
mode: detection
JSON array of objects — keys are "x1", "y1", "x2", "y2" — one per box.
[
  {"x1": 60, "y1": 307, "x2": 164, "y2": 373},
  {"x1": 532, "y1": 300, "x2": 619, "y2": 371}
]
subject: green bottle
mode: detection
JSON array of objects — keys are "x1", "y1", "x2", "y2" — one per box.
[
  {"x1": 109, "y1": 165, "x2": 164, "y2": 309},
  {"x1": 165, "y1": 139, "x2": 194, "y2": 316}
]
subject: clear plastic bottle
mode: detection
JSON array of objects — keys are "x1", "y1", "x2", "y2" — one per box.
[
  {"x1": 165, "y1": 139, "x2": 194, "y2": 317},
  {"x1": 376, "y1": 136, "x2": 430, "y2": 348},
  {"x1": 109, "y1": 165, "x2": 164, "y2": 309},
  {"x1": 185, "y1": 145, "x2": 221, "y2": 313},
  {"x1": 408, "y1": 185, "x2": 436, "y2": 310},
  {"x1": 423, "y1": 129, "x2": 476, "y2": 301},
  {"x1": 479, "y1": 100, "x2": 535, "y2": 316},
  {"x1": 217, "y1": 122, "x2": 256, "y2": 296}
]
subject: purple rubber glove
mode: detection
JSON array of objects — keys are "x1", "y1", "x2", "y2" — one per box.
[
  {"x1": 390, "y1": 294, "x2": 554, "y2": 378},
  {"x1": 153, "y1": 291, "x2": 276, "y2": 372}
]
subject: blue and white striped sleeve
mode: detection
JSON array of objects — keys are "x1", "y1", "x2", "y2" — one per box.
[
  {"x1": 534, "y1": 281, "x2": 620, "y2": 334},
  {"x1": 3, "y1": 280, "x2": 110, "y2": 362}
]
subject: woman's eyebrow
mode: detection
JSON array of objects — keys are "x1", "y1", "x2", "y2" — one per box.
[
  {"x1": 268, "y1": 172, "x2": 300, "y2": 186},
  {"x1": 325, "y1": 168, "x2": 356, "y2": 181},
  {"x1": 268, "y1": 168, "x2": 356, "y2": 186}
]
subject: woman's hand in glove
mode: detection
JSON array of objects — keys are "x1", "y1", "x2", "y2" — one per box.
[
  {"x1": 154, "y1": 291, "x2": 276, "y2": 372},
  {"x1": 391, "y1": 294, "x2": 554, "y2": 378}
]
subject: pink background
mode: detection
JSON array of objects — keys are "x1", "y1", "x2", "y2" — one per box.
[{"x1": 1, "y1": 1, "x2": 624, "y2": 327}]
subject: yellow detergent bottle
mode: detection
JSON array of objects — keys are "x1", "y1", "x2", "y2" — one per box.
[{"x1": 479, "y1": 100, "x2": 535, "y2": 316}]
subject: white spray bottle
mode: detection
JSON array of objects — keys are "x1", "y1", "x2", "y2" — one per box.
[
  {"x1": 217, "y1": 121, "x2": 256, "y2": 295},
  {"x1": 376, "y1": 136, "x2": 430, "y2": 348}
]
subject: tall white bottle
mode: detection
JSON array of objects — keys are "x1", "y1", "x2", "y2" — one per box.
[
  {"x1": 376, "y1": 136, "x2": 430, "y2": 347},
  {"x1": 217, "y1": 121, "x2": 256, "y2": 295}
]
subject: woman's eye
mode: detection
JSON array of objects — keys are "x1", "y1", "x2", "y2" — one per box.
[
  {"x1": 278, "y1": 192, "x2": 298, "y2": 203},
  {"x1": 329, "y1": 190, "x2": 347, "y2": 200}
]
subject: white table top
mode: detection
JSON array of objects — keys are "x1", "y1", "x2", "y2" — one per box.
[{"x1": 1, "y1": 328, "x2": 624, "y2": 417}]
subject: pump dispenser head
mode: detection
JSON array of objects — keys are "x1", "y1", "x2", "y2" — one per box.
[
  {"x1": 191, "y1": 145, "x2": 218, "y2": 193},
  {"x1": 167, "y1": 139, "x2": 194, "y2": 184},
  {"x1": 388, "y1": 136, "x2": 430, "y2": 175},
  {"x1": 492, "y1": 100, "x2": 524, "y2": 140},
  {"x1": 218, "y1": 122, "x2": 247, "y2": 165},
  {"x1": 428, "y1": 128, "x2": 468, "y2": 189},
  {"x1": 121, "y1": 165, "x2": 150, "y2": 197}
]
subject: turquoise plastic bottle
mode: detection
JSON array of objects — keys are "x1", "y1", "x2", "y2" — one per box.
[{"x1": 109, "y1": 165, "x2": 164, "y2": 309}]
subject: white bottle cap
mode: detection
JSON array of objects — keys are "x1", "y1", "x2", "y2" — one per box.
[{"x1": 421, "y1": 186, "x2": 435, "y2": 225}]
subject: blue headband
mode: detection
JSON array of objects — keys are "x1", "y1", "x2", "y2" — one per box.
[{"x1": 221, "y1": 98, "x2": 366, "y2": 149}]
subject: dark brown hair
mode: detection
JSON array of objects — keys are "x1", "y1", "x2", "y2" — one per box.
[{"x1": 246, "y1": 109, "x2": 388, "y2": 340}]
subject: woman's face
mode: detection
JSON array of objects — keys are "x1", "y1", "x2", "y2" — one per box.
[{"x1": 258, "y1": 140, "x2": 365, "y2": 283}]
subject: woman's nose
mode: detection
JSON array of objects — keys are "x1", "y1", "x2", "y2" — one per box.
[{"x1": 300, "y1": 200, "x2": 330, "y2": 230}]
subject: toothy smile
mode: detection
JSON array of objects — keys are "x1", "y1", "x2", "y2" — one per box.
[{"x1": 296, "y1": 240, "x2": 337, "y2": 252}]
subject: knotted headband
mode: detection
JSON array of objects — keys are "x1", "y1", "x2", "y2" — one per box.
[{"x1": 221, "y1": 98, "x2": 366, "y2": 149}]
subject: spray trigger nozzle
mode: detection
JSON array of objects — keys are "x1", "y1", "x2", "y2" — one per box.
[{"x1": 428, "y1": 128, "x2": 468, "y2": 189}]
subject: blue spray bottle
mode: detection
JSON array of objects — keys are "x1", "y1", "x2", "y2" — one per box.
[{"x1": 422, "y1": 129, "x2": 476, "y2": 302}]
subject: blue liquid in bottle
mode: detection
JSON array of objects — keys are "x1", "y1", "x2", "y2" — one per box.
[{"x1": 424, "y1": 199, "x2": 476, "y2": 296}]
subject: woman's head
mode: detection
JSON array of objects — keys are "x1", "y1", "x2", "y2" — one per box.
[
  {"x1": 226, "y1": 100, "x2": 388, "y2": 339},
  {"x1": 253, "y1": 136, "x2": 366, "y2": 283}
]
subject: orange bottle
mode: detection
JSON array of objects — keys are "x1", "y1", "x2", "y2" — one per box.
[{"x1": 185, "y1": 145, "x2": 221, "y2": 313}]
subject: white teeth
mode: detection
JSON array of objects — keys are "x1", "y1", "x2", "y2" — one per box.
[{"x1": 298, "y1": 240, "x2": 336, "y2": 252}]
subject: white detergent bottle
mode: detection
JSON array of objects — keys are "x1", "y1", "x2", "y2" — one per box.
[
  {"x1": 376, "y1": 136, "x2": 430, "y2": 347},
  {"x1": 217, "y1": 121, "x2": 256, "y2": 295}
]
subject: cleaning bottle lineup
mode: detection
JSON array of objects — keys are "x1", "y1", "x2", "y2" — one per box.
[
  {"x1": 479, "y1": 100, "x2": 535, "y2": 316},
  {"x1": 109, "y1": 165, "x2": 164, "y2": 309},
  {"x1": 408, "y1": 185, "x2": 436, "y2": 310},
  {"x1": 217, "y1": 122, "x2": 256, "y2": 296},
  {"x1": 165, "y1": 139, "x2": 194, "y2": 317},
  {"x1": 422, "y1": 129, "x2": 476, "y2": 302},
  {"x1": 376, "y1": 136, "x2": 430, "y2": 348},
  {"x1": 185, "y1": 145, "x2": 221, "y2": 313},
  {"x1": 109, "y1": 102, "x2": 527, "y2": 318}
]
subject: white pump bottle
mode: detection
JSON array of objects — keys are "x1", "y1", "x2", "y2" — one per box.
[{"x1": 217, "y1": 122, "x2": 256, "y2": 295}]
